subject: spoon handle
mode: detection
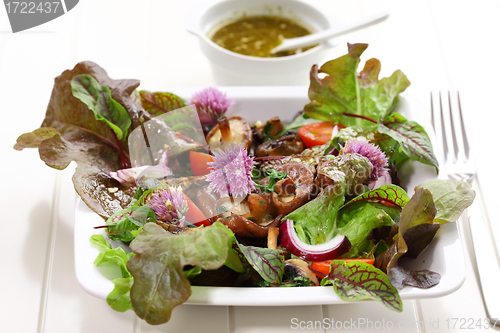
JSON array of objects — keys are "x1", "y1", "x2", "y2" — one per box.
[{"x1": 271, "y1": 11, "x2": 390, "y2": 54}]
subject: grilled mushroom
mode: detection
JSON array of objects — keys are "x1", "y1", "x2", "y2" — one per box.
[
  {"x1": 206, "y1": 116, "x2": 252, "y2": 151},
  {"x1": 255, "y1": 131, "x2": 305, "y2": 157},
  {"x1": 284, "y1": 259, "x2": 319, "y2": 286},
  {"x1": 269, "y1": 162, "x2": 316, "y2": 215},
  {"x1": 217, "y1": 194, "x2": 279, "y2": 238}
]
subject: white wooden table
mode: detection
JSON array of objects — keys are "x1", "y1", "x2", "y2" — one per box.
[{"x1": 2, "y1": 0, "x2": 500, "y2": 332}]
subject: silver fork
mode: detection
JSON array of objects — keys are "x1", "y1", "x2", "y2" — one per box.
[{"x1": 431, "y1": 91, "x2": 500, "y2": 327}]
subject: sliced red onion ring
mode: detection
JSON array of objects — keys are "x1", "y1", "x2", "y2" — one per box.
[{"x1": 279, "y1": 219, "x2": 351, "y2": 261}]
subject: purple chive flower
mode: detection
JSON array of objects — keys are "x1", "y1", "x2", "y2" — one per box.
[
  {"x1": 340, "y1": 139, "x2": 388, "y2": 181},
  {"x1": 206, "y1": 143, "x2": 256, "y2": 198},
  {"x1": 190, "y1": 87, "x2": 233, "y2": 127},
  {"x1": 147, "y1": 186, "x2": 188, "y2": 226}
]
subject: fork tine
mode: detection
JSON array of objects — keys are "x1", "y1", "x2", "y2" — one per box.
[
  {"x1": 438, "y1": 92, "x2": 449, "y2": 160},
  {"x1": 457, "y1": 91, "x2": 470, "y2": 161},
  {"x1": 447, "y1": 92, "x2": 459, "y2": 162}
]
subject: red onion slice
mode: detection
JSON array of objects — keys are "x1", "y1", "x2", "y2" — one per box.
[{"x1": 279, "y1": 219, "x2": 351, "y2": 261}]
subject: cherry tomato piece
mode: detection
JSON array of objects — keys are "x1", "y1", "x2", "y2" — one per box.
[
  {"x1": 183, "y1": 193, "x2": 211, "y2": 227},
  {"x1": 190, "y1": 151, "x2": 214, "y2": 176},
  {"x1": 309, "y1": 258, "x2": 375, "y2": 278},
  {"x1": 298, "y1": 122, "x2": 344, "y2": 148}
]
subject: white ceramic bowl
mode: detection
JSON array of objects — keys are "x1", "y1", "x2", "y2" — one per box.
[{"x1": 185, "y1": 0, "x2": 334, "y2": 86}]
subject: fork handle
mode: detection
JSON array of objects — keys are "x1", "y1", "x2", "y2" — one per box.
[{"x1": 468, "y1": 209, "x2": 500, "y2": 326}]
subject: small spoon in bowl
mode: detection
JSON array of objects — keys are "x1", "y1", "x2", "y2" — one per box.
[{"x1": 270, "y1": 11, "x2": 390, "y2": 55}]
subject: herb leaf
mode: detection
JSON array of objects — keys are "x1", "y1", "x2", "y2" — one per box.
[
  {"x1": 323, "y1": 260, "x2": 403, "y2": 312},
  {"x1": 255, "y1": 169, "x2": 287, "y2": 192},
  {"x1": 106, "y1": 205, "x2": 156, "y2": 242},
  {"x1": 71, "y1": 74, "x2": 132, "y2": 140}
]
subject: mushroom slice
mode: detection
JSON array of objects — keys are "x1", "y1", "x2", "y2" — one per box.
[
  {"x1": 255, "y1": 131, "x2": 305, "y2": 157},
  {"x1": 221, "y1": 214, "x2": 280, "y2": 238},
  {"x1": 207, "y1": 116, "x2": 252, "y2": 151},
  {"x1": 270, "y1": 162, "x2": 316, "y2": 215},
  {"x1": 284, "y1": 259, "x2": 319, "y2": 286}
]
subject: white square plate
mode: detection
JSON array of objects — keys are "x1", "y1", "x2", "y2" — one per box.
[{"x1": 74, "y1": 87, "x2": 466, "y2": 306}]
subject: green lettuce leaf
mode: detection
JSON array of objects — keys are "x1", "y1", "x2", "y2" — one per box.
[
  {"x1": 127, "y1": 222, "x2": 230, "y2": 325},
  {"x1": 337, "y1": 203, "x2": 393, "y2": 257},
  {"x1": 236, "y1": 243, "x2": 284, "y2": 285},
  {"x1": 378, "y1": 113, "x2": 439, "y2": 170},
  {"x1": 90, "y1": 235, "x2": 134, "y2": 312},
  {"x1": 304, "y1": 43, "x2": 410, "y2": 127},
  {"x1": 71, "y1": 74, "x2": 132, "y2": 140},
  {"x1": 90, "y1": 235, "x2": 134, "y2": 278},
  {"x1": 415, "y1": 179, "x2": 475, "y2": 224},
  {"x1": 285, "y1": 185, "x2": 346, "y2": 245},
  {"x1": 322, "y1": 260, "x2": 402, "y2": 312},
  {"x1": 107, "y1": 277, "x2": 134, "y2": 312},
  {"x1": 139, "y1": 91, "x2": 186, "y2": 117}
]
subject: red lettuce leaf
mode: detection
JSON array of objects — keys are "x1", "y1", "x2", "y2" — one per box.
[
  {"x1": 342, "y1": 184, "x2": 409, "y2": 209},
  {"x1": 378, "y1": 113, "x2": 439, "y2": 171},
  {"x1": 236, "y1": 242, "x2": 284, "y2": 284},
  {"x1": 304, "y1": 43, "x2": 410, "y2": 126},
  {"x1": 375, "y1": 188, "x2": 442, "y2": 289},
  {"x1": 127, "y1": 222, "x2": 230, "y2": 325},
  {"x1": 14, "y1": 61, "x2": 150, "y2": 218},
  {"x1": 323, "y1": 260, "x2": 403, "y2": 312},
  {"x1": 388, "y1": 266, "x2": 441, "y2": 289},
  {"x1": 139, "y1": 91, "x2": 186, "y2": 117}
]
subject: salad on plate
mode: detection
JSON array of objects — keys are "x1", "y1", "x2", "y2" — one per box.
[{"x1": 15, "y1": 43, "x2": 475, "y2": 325}]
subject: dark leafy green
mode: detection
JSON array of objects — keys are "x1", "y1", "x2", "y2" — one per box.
[
  {"x1": 127, "y1": 222, "x2": 230, "y2": 325},
  {"x1": 322, "y1": 260, "x2": 403, "y2": 312},
  {"x1": 106, "y1": 205, "x2": 156, "y2": 242},
  {"x1": 342, "y1": 184, "x2": 409, "y2": 209},
  {"x1": 378, "y1": 113, "x2": 439, "y2": 170},
  {"x1": 71, "y1": 74, "x2": 132, "y2": 140},
  {"x1": 237, "y1": 242, "x2": 285, "y2": 285}
]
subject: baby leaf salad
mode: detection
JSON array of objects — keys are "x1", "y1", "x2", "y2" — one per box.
[{"x1": 15, "y1": 43, "x2": 475, "y2": 325}]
